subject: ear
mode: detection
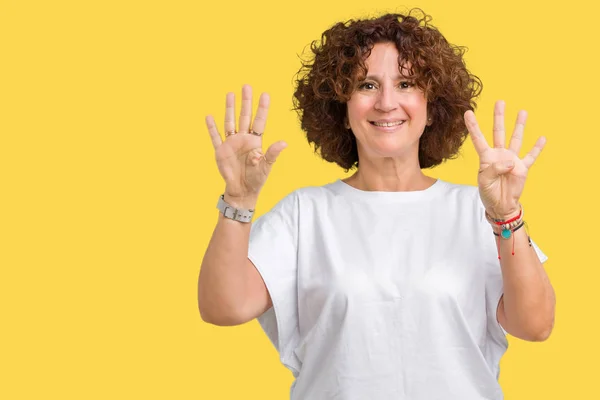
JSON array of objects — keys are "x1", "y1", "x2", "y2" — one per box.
[
  {"x1": 425, "y1": 103, "x2": 433, "y2": 127},
  {"x1": 344, "y1": 116, "x2": 350, "y2": 129}
]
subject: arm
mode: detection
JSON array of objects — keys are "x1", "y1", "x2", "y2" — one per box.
[
  {"x1": 495, "y1": 226, "x2": 555, "y2": 341},
  {"x1": 199, "y1": 85, "x2": 286, "y2": 326},
  {"x1": 198, "y1": 195, "x2": 272, "y2": 326},
  {"x1": 464, "y1": 100, "x2": 555, "y2": 342}
]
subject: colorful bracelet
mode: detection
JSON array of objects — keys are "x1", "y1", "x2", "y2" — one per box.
[
  {"x1": 485, "y1": 204, "x2": 524, "y2": 232},
  {"x1": 486, "y1": 204, "x2": 532, "y2": 259},
  {"x1": 492, "y1": 220, "x2": 525, "y2": 238}
]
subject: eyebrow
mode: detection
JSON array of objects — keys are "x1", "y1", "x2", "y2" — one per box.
[{"x1": 363, "y1": 74, "x2": 412, "y2": 81}]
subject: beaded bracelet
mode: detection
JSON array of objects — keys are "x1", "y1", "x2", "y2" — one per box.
[
  {"x1": 485, "y1": 204, "x2": 532, "y2": 259},
  {"x1": 492, "y1": 220, "x2": 525, "y2": 238},
  {"x1": 485, "y1": 204, "x2": 524, "y2": 235},
  {"x1": 493, "y1": 222, "x2": 533, "y2": 245}
]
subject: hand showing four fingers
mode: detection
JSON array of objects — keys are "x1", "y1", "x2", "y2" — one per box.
[
  {"x1": 465, "y1": 100, "x2": 547, "y2": 220},
  {"x1": 205, "y1": 85, "x2": 287, "y2": 205}
]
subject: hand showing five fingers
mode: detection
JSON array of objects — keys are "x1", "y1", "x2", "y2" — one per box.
[
  {"x1": 465, "y1": 100, "x2": 546, "y2": 219},
  {"x1": 205, "y1": 85, "x2": 287, "y2": 203}
]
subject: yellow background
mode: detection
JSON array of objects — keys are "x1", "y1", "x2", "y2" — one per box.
[{"x1": 1, "y1": 0, "x2": 598, "y2": 398}]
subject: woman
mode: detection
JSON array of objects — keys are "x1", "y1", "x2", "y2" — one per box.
[{"x1": 198, "y1": 10, "x2": 555, "y2": 400}]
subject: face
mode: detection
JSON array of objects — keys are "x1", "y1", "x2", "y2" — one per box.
[{"x1": 346, "y1": 42, "x2": 429, "y2": 163}]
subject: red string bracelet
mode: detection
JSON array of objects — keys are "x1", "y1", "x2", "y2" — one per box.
[
  {"x1": 486, "y1": 204, "x2": 527, "y2": 259},
  {"x1": 490, "y1": 209, "x2": 522, "y2": 226},
  {"x1": 485, "y1": 204, "x2": 523, "y2": 226}
]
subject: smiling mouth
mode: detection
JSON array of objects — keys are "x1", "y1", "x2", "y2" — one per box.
[{"x1": 370, "y1": 120, "x2": 406, "y2": 127}]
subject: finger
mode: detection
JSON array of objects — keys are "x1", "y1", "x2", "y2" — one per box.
[
  {"x1": 464, "y1": 110, "x2": 490, "y2": 156},
  {"x1": 263, "y1": 141, "x2": 288, "y2": 166},
  {"x1": 224, "y1": 92, "x2": 236, "y2": 135},
  {"x1": 508, "y1": 110, "x2": 528, "y2": 155},
  {"x1": 522, "y1": 136, "x2": 546, "y2": 169},
  {"x1": 238, "y1": 84, "x2": 252, "y2": 133},
  {"x1": 493, "y1": 100, "x2": 506, "y2": 148},
  {"x1": 205, "y1": 115, "x2": 222, "y2": 150},
  {"x1": 251, "y1": 93, "x2": 270, "y2": 135},
  {"x1": 482, "y1": 159, "x2": 515, "y2": 179}
]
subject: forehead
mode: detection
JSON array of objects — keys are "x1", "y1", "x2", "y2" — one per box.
[{"x1": 364, "y1": 42, "x2": 411, "y2": 75}]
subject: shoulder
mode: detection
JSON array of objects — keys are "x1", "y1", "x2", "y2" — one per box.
[
  {"x1": 257, "y1": 181, "x2": 339, "y2": 218},
  {"x1": 437, "y1": 180, "x2": 486, "y2": 220},
  {"x1": 442, "y1": 180, "x2": 479, "y2": 197},
  {"x1": 279, "y1": 181, "x2": 342, "y2": 205},
  {"x1": 437, "y1": 180, "x2": 480, "y2": 202}
]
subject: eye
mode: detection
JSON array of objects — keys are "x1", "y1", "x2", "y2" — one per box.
[{"x1": 358, "y1": 82, "x2": 376, "y2": 90}]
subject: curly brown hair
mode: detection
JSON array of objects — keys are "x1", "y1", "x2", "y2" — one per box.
[{"x1": 292, "y1": 9, "x2": 482, "y2": 170}]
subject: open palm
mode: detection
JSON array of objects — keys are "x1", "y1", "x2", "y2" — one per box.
[
  {"x1": 205, "y1": 85, "x2": 287, "y2": 199},
  {"x1": 464, "y1": 101, "x2": 546, "y2": 219}
]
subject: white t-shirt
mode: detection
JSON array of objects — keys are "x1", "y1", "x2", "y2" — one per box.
[{"x1": 248, "y1": 178, "x2": 547, "y2": 400}]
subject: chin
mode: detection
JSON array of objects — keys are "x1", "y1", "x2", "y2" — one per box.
[
  {"x1": 357, "y1": 135, "x2": 420, "y2": 160},
  {"x1": 371, "y1": 142, "x2": 415, "y2": 158}
]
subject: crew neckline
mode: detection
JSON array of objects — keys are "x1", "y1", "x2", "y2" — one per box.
[{"x1": 328, "y1": 178, "x2": 447, "y2": 203}]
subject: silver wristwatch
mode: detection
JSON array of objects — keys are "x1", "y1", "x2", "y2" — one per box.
[{"x1": 216, "y1": 194, "x2": 254, "y2": 223}]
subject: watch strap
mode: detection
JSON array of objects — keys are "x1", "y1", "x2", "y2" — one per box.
[{"x1": 216, "y1": 195, "x2": 254, "y2": 223}]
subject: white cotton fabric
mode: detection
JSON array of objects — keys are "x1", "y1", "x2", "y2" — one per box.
[{"x1": 248, "y1": 179, "x2": 548, "y2": 400}]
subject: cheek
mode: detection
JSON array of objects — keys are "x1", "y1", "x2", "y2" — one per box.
[
  {"x1": 407, "y1": 96, "x2": 428, "y2": 118},
  {"x1": 347, "y1": 98, "x2": 372, "y2": 121}
]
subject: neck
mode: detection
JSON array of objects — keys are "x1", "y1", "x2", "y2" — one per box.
[{"x1": 343, "y1": 157, "x2": 435, "y2": 192}]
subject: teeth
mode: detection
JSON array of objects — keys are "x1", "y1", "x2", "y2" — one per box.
[{"x1": 373, "y1": 121, "x2": 404, "y2": 127}]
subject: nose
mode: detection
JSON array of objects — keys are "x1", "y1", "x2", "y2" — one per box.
[{"x1": 374, "y1": 85, "x2": 398, "y2": 113}]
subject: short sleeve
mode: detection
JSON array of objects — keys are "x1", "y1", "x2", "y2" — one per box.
[
  {"x1": 248, "y1": 191, "x2": 301, "y2": 375},
  {"x1": 486, "y1": 238, "x2": 548, "y2": 343}
]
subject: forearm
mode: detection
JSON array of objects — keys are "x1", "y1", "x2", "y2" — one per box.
[
  {"x1": 198, "y1": 195, "x2": 257, "y2": 322},
  {"x1": 496, "y1": 225, "x2": 555, "y2": 339}
]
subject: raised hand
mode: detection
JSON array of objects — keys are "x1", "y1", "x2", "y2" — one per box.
[
  {"x1": 464, "y1": 100, "x2": 546, "y2": 219},
  {"x1": 205, "y1": 85, "x2": 287, "y2": 206}
]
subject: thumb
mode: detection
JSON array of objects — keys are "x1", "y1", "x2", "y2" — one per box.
[
  {"x1": 485, "y1": 160, "x2": 515, "y2": 177},
  {"x1": 263, "y1": 141, "x2": 288, "y2": 165}
]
